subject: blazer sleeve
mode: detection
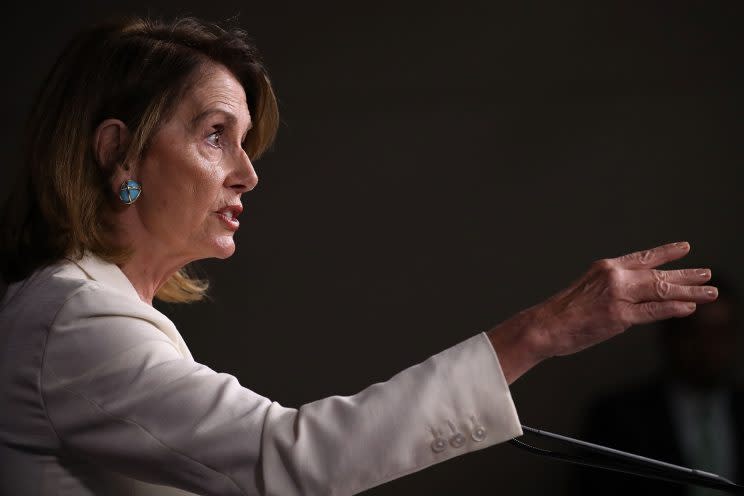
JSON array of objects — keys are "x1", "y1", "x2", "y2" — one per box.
[{"x1": 42, "y1": 284, "x2": 522, "y2": 496}]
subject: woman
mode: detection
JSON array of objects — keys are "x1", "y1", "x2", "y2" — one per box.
[{"x1": 0, "y1": 16, "x2": 718, "y2": 496}]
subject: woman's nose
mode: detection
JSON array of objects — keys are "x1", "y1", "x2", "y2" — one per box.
[{"x1": 227, "y1": 148, "x2": 258, "y2": 193}]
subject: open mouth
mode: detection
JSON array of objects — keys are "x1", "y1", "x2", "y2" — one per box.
[{"x1": 215, "y1": 205, "x2": 242, "y2": 231}]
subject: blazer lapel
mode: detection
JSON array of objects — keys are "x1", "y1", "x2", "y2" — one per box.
[
  {"x1": 67, "y1": 252, "x2": 142, "y2": 302},
  {"x1": 65, "y1": 252, "x2": 194, "y2": 360}
]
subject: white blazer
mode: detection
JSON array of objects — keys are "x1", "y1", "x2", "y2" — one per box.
[{"x1": 0, "y1": 253, "x2": 522, "y2": 495}]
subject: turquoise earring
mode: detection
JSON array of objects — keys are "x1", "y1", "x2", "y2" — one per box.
[{"x1": 118, "y1": 179, "x2": 142, "y2": 204}]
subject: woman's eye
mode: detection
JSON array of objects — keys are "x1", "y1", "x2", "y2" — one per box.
[{"x1": 206, "y1": 128, "x2": 223, "y2": 148}]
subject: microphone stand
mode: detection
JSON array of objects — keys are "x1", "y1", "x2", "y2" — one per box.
[{"x1": 510, "y1": 425, "x2": 744, "y2": 493}]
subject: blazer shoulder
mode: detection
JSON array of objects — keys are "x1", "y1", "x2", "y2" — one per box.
[
  {"x1": 2, "y1": 260, "x2": 174, "y2": 351},
  {"x1": 1, "y1": 262, "x2": 97, "y2": 330},
  {"x1": 43, "y1": 265, "x2": 192, "y2": 362}
]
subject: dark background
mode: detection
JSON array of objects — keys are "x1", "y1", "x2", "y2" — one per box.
[{"x1": 2, "y1": 1, "x2": 742, "y2": 494}]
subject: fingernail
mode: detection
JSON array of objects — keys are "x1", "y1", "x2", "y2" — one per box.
[
  {"x1": 687, "y1": 303, "x2": 697, "y2": 311},
  {"x1": 697, "y1": 269, "x2": 711, "y2": 278},
  {"x1": 675, "y1": 242, "x2": 690, "y2": 250},
  {"x1": 706, "y1": 287, "x2": 718, "y2": 298}
]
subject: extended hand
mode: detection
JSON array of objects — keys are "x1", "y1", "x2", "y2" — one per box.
[{"x1": 488, "y1": 242, "x2": 717, "y2": 384}]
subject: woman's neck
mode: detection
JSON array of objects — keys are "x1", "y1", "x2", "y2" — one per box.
[{"x1": 117, "y1": 249, "x2": 191, "y2": 305}]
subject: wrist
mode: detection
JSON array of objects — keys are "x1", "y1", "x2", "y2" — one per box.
[{"x1": 486, "y1": 306, "x2": 549, "y2": 384}]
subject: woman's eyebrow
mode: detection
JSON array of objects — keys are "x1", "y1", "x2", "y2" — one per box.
[{"x1": 190, "y1": 108, "x2": 253, "y2": 141}]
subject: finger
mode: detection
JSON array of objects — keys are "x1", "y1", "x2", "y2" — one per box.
[
  {"x1": 649, "y1": 268, "x2": 712, "y2": 286},
  {"x1": 628, "y1": 301, "x2": 697, "y2": 325},
  {"x1": 630, "y1": 279, "x2": 718, "y2": 303},
  {"x1": 612, "y1": 241, "x2": 690, "y2": 270}
]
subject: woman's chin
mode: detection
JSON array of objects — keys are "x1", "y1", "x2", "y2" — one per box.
[{"x1": 210, "y1": 237, "x2": 236, "y2": 259}]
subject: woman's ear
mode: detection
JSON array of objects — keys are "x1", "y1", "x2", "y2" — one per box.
[{"x1": 92, "y1": 119, "x2": 131, "y2": 171}]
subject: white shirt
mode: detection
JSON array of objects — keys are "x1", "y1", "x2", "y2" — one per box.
[{"x1": 0, "y1": 253, "x2": 521, "y2": 495}]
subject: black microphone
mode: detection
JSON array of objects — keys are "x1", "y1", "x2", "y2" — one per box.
[{"x1": 510, "y1": 424, "x2": 744, "y2": 493}]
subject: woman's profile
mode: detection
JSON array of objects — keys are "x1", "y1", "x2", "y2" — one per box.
[{"x1": 0, "y1": 16, "x2": 719, "y2": 496}]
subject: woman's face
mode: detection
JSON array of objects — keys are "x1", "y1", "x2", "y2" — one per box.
[{"x1": 130, "y1": 63, "x2": 257, "y2": 262}]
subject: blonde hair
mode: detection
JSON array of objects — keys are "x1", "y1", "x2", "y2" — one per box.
[{"x1": 0, "y1": 17, "x2": 279, "y2": 302}]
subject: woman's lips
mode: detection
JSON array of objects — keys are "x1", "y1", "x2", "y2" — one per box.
[
  {"x1": 215, "y1": 211, "x2": 240, "y2": 231},
  {"x1": 215, "y1": 204, "x2": 242, "y2": 231}
]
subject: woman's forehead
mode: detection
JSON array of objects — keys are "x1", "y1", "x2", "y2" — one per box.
[{"x1": 181, "y1": 64, "x2": 250, "y2": 120}]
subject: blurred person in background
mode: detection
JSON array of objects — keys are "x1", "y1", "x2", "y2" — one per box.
[{"x1": 574, "y1": 276, "x2": 742, "y2": 496}]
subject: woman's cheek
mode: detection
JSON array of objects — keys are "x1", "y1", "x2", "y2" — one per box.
[
  {"x1": 196, "y1": 140, "x2": 224, "y2": 165},
  {"x1": 186, "y1": 147, "x2": 221, "y2": 190}
]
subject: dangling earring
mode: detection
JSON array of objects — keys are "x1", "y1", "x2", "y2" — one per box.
[{"x1": 118, "y1": 179, "x2": 142, "y2": 205}]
